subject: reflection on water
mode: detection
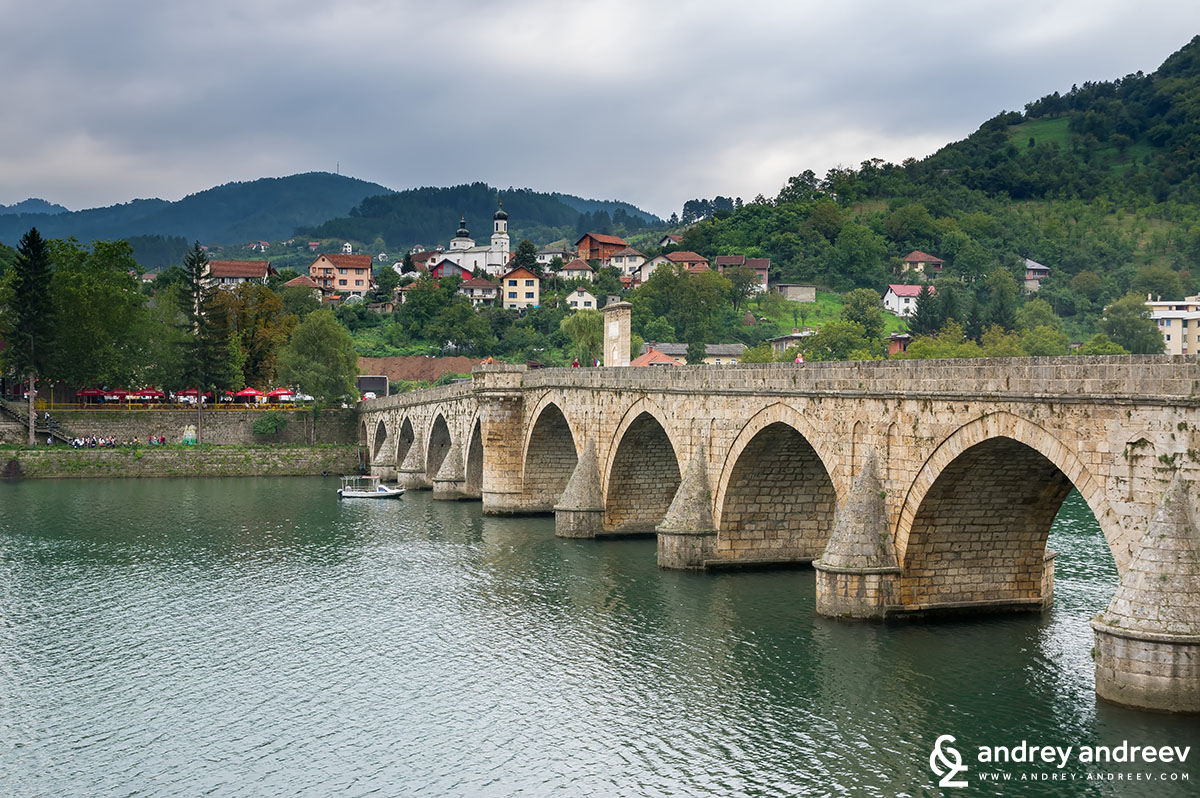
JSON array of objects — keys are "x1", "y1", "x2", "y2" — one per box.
[{"x1": 1, "y1": 480, "x2": 1195, "y2": 796}]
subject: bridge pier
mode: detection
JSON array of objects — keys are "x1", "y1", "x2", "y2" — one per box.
[
  {"x1": 814, "y1": 454, "x2": 900, "y2": 619},
  {"x1": 554, "y1": 439, "x2": 604, "y2": 537},
  {"x1": 656, "y1": 445, "x2": 717, "y2": 569},
  {"x1": 1092, "y1": 473, "x2": 1200, "y2": 713},
  {"x1": 432, "y1": 440, "x2": 468, "y2": 500},
  {"x1": 475, "y1": 365, "x2": 530, "y2": 515},
  {"x1": 397, "y1": 430, "x2": 431, "y2": 491}
]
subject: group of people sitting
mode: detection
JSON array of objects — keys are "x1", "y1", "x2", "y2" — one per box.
[{"x1": 68, "y1": 434, "x2": 168, "y2": 448}]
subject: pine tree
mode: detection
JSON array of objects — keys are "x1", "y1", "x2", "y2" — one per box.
[
  {"x1": 908, "y1": 285, "x2": 940, "y2": 336},
  {"x1": 176, "y1": 242, "x2": 241, "y2": 442},
  {"x1": 0, "y1": 228, "x2": 56, "y2": 444}
]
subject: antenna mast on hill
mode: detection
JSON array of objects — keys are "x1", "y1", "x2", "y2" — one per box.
[{"x1": 336, "y1": 161, "x2": 340, "y2": 176}]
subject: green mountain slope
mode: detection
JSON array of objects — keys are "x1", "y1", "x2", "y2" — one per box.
[
  {"x1": 0, "y1": 172, "x2": 392, "y2": 247},
  {"x1": 304, "y1": 182, "x2": 663, "y2": 250}
]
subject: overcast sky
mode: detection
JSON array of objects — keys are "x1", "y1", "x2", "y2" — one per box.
[{"x1": 2, "y1": 1, "x2": 1199, "y2": 217}]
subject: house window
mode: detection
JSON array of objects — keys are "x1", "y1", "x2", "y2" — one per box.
[
  {"x1": 339, "y1": 279, "x2": 347, "y2": 286},
  {"x1": 584, "y1": 301, "x2": 592, "y2": 307},
  {"x1": 508, "y1": 280, "x2": 516, "y2": 287},
  {"x1": 731, "y1": 359, "x2": 738, "y2": 364},
  {"x1": 525, "y1": 292, "x2": 534, "y2": 299},
  {"x1": 339, "y1": 268, "x2": 347, "y2": 274},
  {"x1": 508, "y1": 292, "x2": 516, "y2": 299},
  {"x1": 355, "y1": 280, "x2": 363, "y2": 286},
  {"x1": 525, "y1": 279, "x2": 533, "y2": 286}
]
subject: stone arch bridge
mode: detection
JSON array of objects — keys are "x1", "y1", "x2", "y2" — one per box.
[{"x1": 360, "y1": 357, "x2": 1200, "y2": 712}]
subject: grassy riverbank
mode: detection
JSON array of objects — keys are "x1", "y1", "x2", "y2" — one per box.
[{"x1": 1, "y1": 444, "x2": 361, "y2": 479}]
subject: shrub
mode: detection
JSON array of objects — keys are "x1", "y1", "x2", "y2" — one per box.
[{"x1": 252, "y1": 411, "x2": 289, "y2": 436}]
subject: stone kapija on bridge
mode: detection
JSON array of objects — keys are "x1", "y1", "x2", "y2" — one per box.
[{"x1": 360, "y1": 352, "x2": 1200, "y2": 714}]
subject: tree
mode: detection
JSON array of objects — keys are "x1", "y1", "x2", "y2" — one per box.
[
  {"x1": 908, "y1": 285, "x2": 940, "y2": 336},
  {"x1": 276, "y1": 309, "x2": 359, "y2": 402},
  {"x1": 1131, "y1": 265, "x2": 1184, "y2": 300},
  {"x1": 373, "y1": 265, "x2": 400, "y2": 299},
  {"x1": 220, "y1": 283, "x2": 297, "y2": 387},
  {"x1": 1019, "y1": 325, "x2": 1070, "y2": 356},
  {"x1": 176, "y1": 242, "x2": 242, "y2": 441},
  {"x1": 840, "y1": 288, "x2": 886, "y2": 341},
  {"x1": 512, "y1": 239, "x2": 540, "y2": 276},
  {"x1": 642, "y1": 315, "x2": 675, "y2": 343},
  {"x1": 0, "y1": 228, "x2": 56, "y2": 443},
  {"x1": 724, "y1": 265, "x2": 760, "y2": 314},
  {"x1": 559, "y1": 308, "x2": 603, "y2": 364},
  {"x1": 740, "y1": 343, "x2": 775, "y2": 363},
  {"x1": 47, "y1": 238, "x2": 150, "y2": 390},
  {"x1": 800, "y1": 320, "x2": 881, "y2": 361},
  {"x1": 1016, "y1": 297, "x2": 1061, "y2": 331},
  {"x1": 280, "y1": 284, "x2": 321, "y2": 317},
  {"x1": 985, "y1": 268, "x2": 1020, "y2": 331},
  {"x1": 1077, "y1": 333, "x2": 1128, "y2": 355},
  {"x1": 1099, "y1": 293, "x2": 1165, "y2": 354}
]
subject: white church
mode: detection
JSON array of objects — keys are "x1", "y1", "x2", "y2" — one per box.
[{"x1": 437, "y1": 202, "x2": 511, "y2": 276}]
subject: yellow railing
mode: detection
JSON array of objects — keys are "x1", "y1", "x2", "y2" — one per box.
[{"x1": 33, "y1": 401, "x2": 312, "y2": 412}]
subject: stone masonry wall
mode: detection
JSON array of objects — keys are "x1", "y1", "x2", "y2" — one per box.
[
  {"x1": 715, "y1": 422, "x2": 837, "y2": 563},
  {"x1": 47, "y1": 409, "x2": 357, "y2": 446},
  {"x1": 898, "y1": 438, "x2": 1072, "y2": 608},
  {"x1": 605, "y1": 414, "x2": 681, "y2": 532},
  {"x1": 522, "y1": 406, "x2": 578, "y2": 511},
  {"x1": 7, "y1": 445, "x2": 358, "y2": 479}
]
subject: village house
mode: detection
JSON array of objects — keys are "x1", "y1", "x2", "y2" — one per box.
[
  {"x1": 639, "y1": 250, "x2": 710, "y2": 282},
  {"x1": 642, "y1": 342, "x2": 746, "y2": 365},
  {"x1": 537, "y1": 246, "x2": 574, "y2": 267},
  {"x1": 501, "y1": 266, "x2": 540, "y2": 310},
  {"x1": 767, "y1": 328, "x2": 817, "y2": 357},
  {"x1": 1023, "y1": 258, "x2": 1051, "y2": 293},
  {"x1": 900, "y1": 250, "x2": 944, "y2": 276},
  {"x1": 576, "y1": 232, "x2": 628, "y2": 263},
  {"x1": 631, "y1": 345, "x2": 683, "y2": 367},
  {"x1": 603, "y1": 246, "x2": 646, "y2": 277},
  {"x1": 772, "y1": 283, "x2": 817, "y2": 302},
  {"x1": 566, "y1": 287, "x2": 597, "y2": 310},
  {"x1": 428, "y1": 259, "x2": 469, "y2": 280},
  {"x1": 559, "y1": 258, "x2": 595, "y2": 282},
  {"x1": 714, "y1": 255, "x2": 770, "y2": 292},
  {"x1": 458, "y1": 276, "x2": 499, "y2": 307},
  {"x1": 887, "y1": 332, "x2": 914, "y2": 356},
  {"x1": 282, "y1": 273, "x2": 328, "y2": 302},
  {"x1": 657, "y1": 233, "x2": 683, "y2": 248},
  {"x1": 884, "y1": 283, "x2": 934, "y2": 317},
  {"x1": 205, "y1": 260, "x2": 276, "y2": 290},
  {"x1": 1146, "y1": 293, "x2": 1200, "y2": 355},
  {"x1": 308, "y1": 253, "x2": 375, "y2": 297}
]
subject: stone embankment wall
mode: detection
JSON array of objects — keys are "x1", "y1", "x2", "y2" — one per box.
[
  {"x1": 44, "y1": 409, "x2": 357, "y2": 445},
  {"x1": 5, "y1": 445, "x2": 359, "y2": 479}
]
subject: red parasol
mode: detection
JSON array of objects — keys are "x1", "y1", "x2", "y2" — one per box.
[
  {"x1": 234, "y1": 387, "x2": 263, "y2": 398},
  {"x1": 265, "y1": 388, "x2": 294, "y2": 397},
  {"x1": 77, "y1": 388, "x2": 107, "y2": 397}
]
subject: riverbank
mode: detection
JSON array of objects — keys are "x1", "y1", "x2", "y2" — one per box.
[
  {"x1": 24, "y1": 408, "x2": 358, "y2": 446},
  {"x1": 2, "y1": 444, "x2": 360, "y2": 479}
]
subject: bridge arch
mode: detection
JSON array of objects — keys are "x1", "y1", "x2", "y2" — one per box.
[
  {"x1": 358, "y1": 420, "x2": 370, "y2": 467},
  {"x1": 603, "y1": 399, "x2": 682, "y2": 533},
  {"x1": 464, "y1": 413, "x2": 484, "y2": 498},
  {"x1": 394, "y1": 417, "x2": 415, "y2": 468},
  {"x1": 372, "y1": 420, "x2": 388, "y2": 461},
  {"x1": 713, "y1": 403, "x2": 839, "y2": 562},
  {"x1": 521, "y1": 397, "x2": 579, "y2": 511},
  {"x1": 895, "y1": 412, "x2": 1124, "y2": 610},
  {"x1": 425, "y1": 412, "x2": 453, "y2": 484}
]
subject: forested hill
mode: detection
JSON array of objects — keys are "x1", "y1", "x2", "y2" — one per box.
[
  {"x1": 0, "y1": 198, "x2": 69, "y2": 216},
  {"x1": 303, "y1": 183, "x2": 663, "y2": 250},
  {"x1": 0, "y1": 173, "x2": 391, "y2": 247},
  {"x1": 902, "y1": 34, "x2": 1200, "y2": 203}
]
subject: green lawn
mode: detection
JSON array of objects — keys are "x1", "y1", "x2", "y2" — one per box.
[
  {"x1": 1010, "y1": 117, "x2": 1072, "y2": 149},
  {"x1": 755, "y1": 290, "x2": 907, "y2": 335}
]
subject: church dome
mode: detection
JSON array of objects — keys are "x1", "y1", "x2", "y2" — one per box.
[
  {"x1": 456, "y1": 216, "x2": 470, "y2": 238},
  {"x1": 493, "y1": 200, "x2": 508, "y2": 221}
]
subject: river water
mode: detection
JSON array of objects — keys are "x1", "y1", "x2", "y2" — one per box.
[{"x1": 1, "y1": 478, "x2": 1196, "y2": 796}]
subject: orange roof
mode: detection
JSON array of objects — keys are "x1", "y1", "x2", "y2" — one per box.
[
  {"x1": 631, "y1": 346, "x2": 683, "y2": 367},
  {"x1": 460, "y1": 276, "x2": 498, "y2": 288},
  {"x1": 666, "y1": 250, "x2": 708, "y2": 265},
  {"x1": 209, "y1": 260, "x2": 271, "y2": 278},
  {"x1": 283, "y1": 274, "x2": 321, "y2": 289},
  {"x1": 560, "y1": 258, "x2": 593, "y2": 271},
  {"x1": 686, "y1": 263, "x2": 711, "y2": 274},
  {"x1": 315, "y1": 253, "x2": 373, "y2": 270},
  {"x1": 501, "y1": 266, "x2": 541, "y2": 282},
  {"x1": 903, "y1": 250, "x2": 943, "y2": 263},
  {"x1": 576, "y1": 232, "x2": 628, "y2": 247}
]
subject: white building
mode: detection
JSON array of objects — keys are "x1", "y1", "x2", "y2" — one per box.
[
  {"x1": 1146, "y1": 294, "x2": 1200, "y2": 355},
  {"x1": 566, "y1": 287, "x2": 597, "y2": 310},
  {"x1": 604, "y1": 247, "x2": 646, "y2": 277},
  {"x1": 884, "y1": 284, "x2": 933, "y2": 317},
  {"x1": 437, "y1": 202, "x2": 512, "y2": 277}
]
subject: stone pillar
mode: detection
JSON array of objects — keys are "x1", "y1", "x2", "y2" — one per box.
[
  {"x1": 1092, "y1": 473, "x2": 1200, "y2": 713},
  {"x1": 473, "y1": 364, "x2": 528, "y2": 515},
  {"x1": 814, "y1": 453, "x2": 900, "y2": 619},
  {"x1": 554, "y1": 439, "x2": 604, "y2": 538},
  {"x1": 602, "y1": 301, "x2": 631, "y2": 367},
  {"x1": 432, "y1": 439, "x2": 467, "y2": 500},
  {"x1": 657, "y1": 444, "x2": 717, "y2": 569},
  {"x1": 397, "y1": 429, "x2": 430, "y2": 491}
]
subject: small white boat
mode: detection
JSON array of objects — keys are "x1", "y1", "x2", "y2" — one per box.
[{"x1": 337, "y1": 475, "x2": 405, "y2": 499}]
